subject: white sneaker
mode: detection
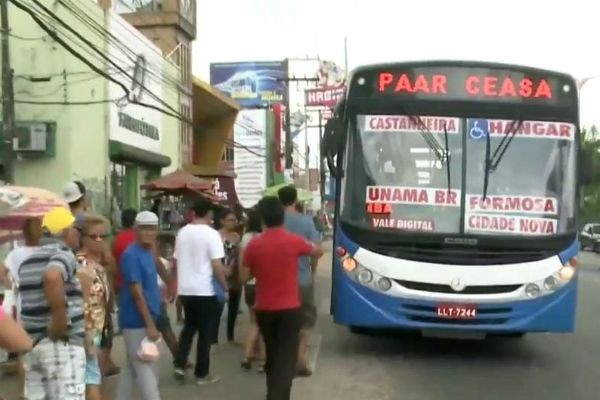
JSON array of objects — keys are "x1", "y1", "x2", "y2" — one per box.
[
  {"x1": 197, "y1": 375, "x2": 221, "y2": 385},
  {"x1": 173, "y1": 368, "x2": 185, "y2": 381}
]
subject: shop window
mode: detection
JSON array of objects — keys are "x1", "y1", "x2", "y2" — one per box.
[
  {"x1": 110, "y1": 162, "x2": 127, "y2": 225},
  {"x1": 177, "y1": 42, "x2": 191, "y2": 87},
  {"x1": 221, "y1": 146, "x2": 234, "y2": 161}
]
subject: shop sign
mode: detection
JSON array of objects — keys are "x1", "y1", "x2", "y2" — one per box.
[
  {"x1": 108, "y1": 14, "x2": 164, "y2": 153},
  {"x1": 305, "y1": 86, "x2": 345, "y2": 108},
  {"x1": 211, "y1": 178, "x2": 229, "y2": 202}
]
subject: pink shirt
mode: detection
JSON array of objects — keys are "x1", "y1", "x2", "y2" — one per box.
[{"x1": 0, "y1": 305, "x2": 5, "y2": 320}]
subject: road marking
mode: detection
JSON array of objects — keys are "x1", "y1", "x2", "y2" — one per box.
[{"x1": 307, "y1": 334, "x2": 322, "y2": 374}]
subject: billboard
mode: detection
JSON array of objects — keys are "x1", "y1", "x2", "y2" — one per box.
[
  {"x1": 233, "y1": 110, "x2": 268, "y2": 208},
  {"x1": 210, "y1": 61, "x2": 288, "y2": 108}
]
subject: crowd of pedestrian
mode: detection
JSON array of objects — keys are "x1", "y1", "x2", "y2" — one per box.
[{"x1": 0, "y1": 181, "x2": 324, "y2": 400}]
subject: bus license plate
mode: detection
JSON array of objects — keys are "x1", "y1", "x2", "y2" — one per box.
[{"x1": 437, "y1": 305, "x2": 477, "y2": 319}]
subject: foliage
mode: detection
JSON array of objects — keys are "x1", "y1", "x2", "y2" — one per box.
[{"x1": 579, "y1": 125, "x2": 600, "y2": 224}]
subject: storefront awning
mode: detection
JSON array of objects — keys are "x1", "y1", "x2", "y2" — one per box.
[{"x1": 186, "y1": 77, "x2": 240, "y2": 176}]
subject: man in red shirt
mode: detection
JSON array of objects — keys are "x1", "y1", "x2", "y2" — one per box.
[
  {"x1": 241, "y1": 197, "x2": 323, "y2": 400},
  {"x1": 113, "y1": 209, "x2": 138, "y2": 292}
]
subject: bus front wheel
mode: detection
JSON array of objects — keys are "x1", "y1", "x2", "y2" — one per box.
[
  {"x1": 502, "y1": 332, "x2": 526, "y2": 339},
  {"x1": 349, "y1": 326, "x2": 371, "y2": 335}
]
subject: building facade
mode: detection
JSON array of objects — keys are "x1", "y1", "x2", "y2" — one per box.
[
  {"x1": 3, "y1": 0, "x2": 181, "y2": 214},
  {"x1": 106, "y1": 0, "x2": 195, "y2": 166}
]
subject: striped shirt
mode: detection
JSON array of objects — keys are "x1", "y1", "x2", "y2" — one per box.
[{"x1": 18, "y1": 242, "x2": 85, "y2": 347}]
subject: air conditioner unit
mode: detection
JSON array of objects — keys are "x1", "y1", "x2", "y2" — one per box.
[{"x1": 16, "y1": 123, "x2": 48, "y2": 152}]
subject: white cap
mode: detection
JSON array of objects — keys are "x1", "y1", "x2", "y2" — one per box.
[
  {"x1": 135, "y1": 211, "x2": 159, "y2": 226},
  {"x1": 63, "y1": 181, "x2": 84, "y2": 204}
]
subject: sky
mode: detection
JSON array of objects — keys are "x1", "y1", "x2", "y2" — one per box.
[{"x1": 192, "y1": 0, "x2": 600, "y2": 127}]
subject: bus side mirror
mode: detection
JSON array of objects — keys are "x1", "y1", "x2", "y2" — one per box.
[
  {"x1": 323, "y1": 119, "x2": 342, "y2": 177},
  {"x1": 580, "y1": 148, "x2": 593, "y2": 185}
]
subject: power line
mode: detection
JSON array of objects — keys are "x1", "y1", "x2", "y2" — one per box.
[
  {"x1": 26, "y1": 0, "x2": 184, "y2": 120},
  {"x1": 10, "y1": 0, "x2": 189, "y2": 124},
  {"x1": 15, "y1": 98, "x2": 119, "y2": 105},
  {"x1": 15, "y1": 68, "x2": 129, "y2": 98},
  {"x1": 6, "y1": 31, "x2": 47, "y2": 41},
  {"x1": 59, "y1": 0, "x2": 186, "y2": 96}
]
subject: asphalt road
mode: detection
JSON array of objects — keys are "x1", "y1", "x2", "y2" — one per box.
[{"x1": 3, "y1": 248, "x2": 600, "y2": 400}]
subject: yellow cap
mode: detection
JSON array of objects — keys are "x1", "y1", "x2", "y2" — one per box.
[{"x1": 42, "y1": 207, "x2": 76, "y2": 235}]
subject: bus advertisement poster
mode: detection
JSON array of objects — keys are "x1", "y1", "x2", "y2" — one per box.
[
  {"x1": 465, "y1": 213, "x2": 558, "y2": 235},
  {"x1": 467, "y1": 195, "x2": 558, "y2": 215},
  {"x1": 366, "y1": 186, "x2": 460, "y2": 207}
]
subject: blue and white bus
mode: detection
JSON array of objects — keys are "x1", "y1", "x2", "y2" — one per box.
[{"x1": 322, "y1": 61, "x2": 591, "y2": 337}]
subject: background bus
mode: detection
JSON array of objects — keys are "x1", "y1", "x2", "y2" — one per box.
[{"x1": 322, "y1": 61, "x2": 592, "y2": 337}]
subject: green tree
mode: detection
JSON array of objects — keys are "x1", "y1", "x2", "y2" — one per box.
[{"x1": 579, "y1": 126, "x2": 600, "y2": 223}]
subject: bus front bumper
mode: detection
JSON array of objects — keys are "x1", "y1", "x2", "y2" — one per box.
[{"x1": 332, "y1": 270, "x2": 577, "y2": 333}]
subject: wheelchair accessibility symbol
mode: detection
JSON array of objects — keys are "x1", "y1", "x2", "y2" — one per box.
[{"x1": 467, "y1": 119, "x2": 489, "y2": 140}]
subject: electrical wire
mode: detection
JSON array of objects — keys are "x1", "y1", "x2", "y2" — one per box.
[
  {"x1": 10, "y1": 0, "x2": 269, "y2": 159},
  {"x1": 59, "y1": 0, "x2": 186, "y2": 96},
  {"x1": 10, "y1": 0, "x2": 190, "y2": 124},
  {"x1": 26, "y1": 0, "x2": 184, "y2": 121},
  {"x1": 6, "y1": 31, "x2": 48, "y2": 41},
  {"x1": 14, "y1": 99, "x2": 119, "y2": 105},
  {"x1": 15, "y1": 68, "x2": 130, "y2": 98}
]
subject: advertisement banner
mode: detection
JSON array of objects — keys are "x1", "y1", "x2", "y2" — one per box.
[
  {"x1": 305, "y1": 86, "x2": 345, "y2": 108},
  {"x1": 210, "y1": 61, "x2": 288, "y2": 108},
  {"x1": 233, "y1": 110, "x2": 268, "y2": 208}
]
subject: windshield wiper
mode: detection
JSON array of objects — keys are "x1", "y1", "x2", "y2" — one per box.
[
  {"x1": 409, "y1": 116, "x2": 446, "y2": 163},
  {"x1": 443, "y1": 125, "x2": 451, "y2": 193},
  {"x1": 482, "y1": 119, "x2": 524, "y2": 200},
  {"x1": 408, "y1": 116, "x2": 452, "y2": 192}
]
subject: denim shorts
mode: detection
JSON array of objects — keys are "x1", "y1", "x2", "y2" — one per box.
[
  {"x1": 155, "y1": 301, "x2": 172, "y2": 333},
  {"x1": 85, "y1": 354, "x2": 101, "y2": 386}
]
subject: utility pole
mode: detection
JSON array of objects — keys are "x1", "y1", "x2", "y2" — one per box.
[
  {"x1": 1, "y1": 0, "x2": 15, "y2": 184},
  {"x1": 280, "y1": 57, "x2": 319, "y2": 170},
  {"x1": 305, "y1": 109, "x2": 326, "y2": 201},
  {"x1": 318, "y1": 109, "x2": 325, "y2": 201}
]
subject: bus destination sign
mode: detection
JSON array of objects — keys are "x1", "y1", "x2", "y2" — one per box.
[{"x1": 358, "y1": 66, "x2": 575, "y2": 106}]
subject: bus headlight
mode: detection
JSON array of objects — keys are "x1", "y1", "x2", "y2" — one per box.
[
  {"x1": 357, "y1": 269, "x2": 373, "y2": 284},
  {"x1": 558, "y1": 265, "x2": 576, "y2": 281},
  {"x1": 525, "y1": 283, "x2": 541, "y2": 298},
  {"x1": 342, "y1": 256, "x2": 357, "y2": 272},
  {"x1": 544, "y1": 276, "x2": 559, "y2": 291},
  {"x1": 376, "y1": 277, "x2": 392, "y2": 292}
]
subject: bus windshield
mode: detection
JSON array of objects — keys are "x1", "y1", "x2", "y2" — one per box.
[{"x1": 340, "y1": 114, "x2": 577, "y2": 237}]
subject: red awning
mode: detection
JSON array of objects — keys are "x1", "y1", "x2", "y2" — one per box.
[{"x1": 142, "y1": 170, "x2": 212, "y2": 191}]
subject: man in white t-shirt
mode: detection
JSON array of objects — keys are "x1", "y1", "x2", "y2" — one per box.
[{"x1": 173, "y1": 198, "x2": 228, "y2": 385}]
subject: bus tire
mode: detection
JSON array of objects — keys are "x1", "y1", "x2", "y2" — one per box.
[
  {"x1": 349, "y1": 326, "x2": 370, "y2": 335},
  {"x1": 503, "y1": 332, "x2": 526, "y2": 339}
]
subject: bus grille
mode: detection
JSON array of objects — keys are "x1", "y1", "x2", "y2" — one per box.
[
  {"x1": 373, "y1": 243, "x2": 552, "y2": 265},
  {"x1": 395, "y1": 280, "x2": 522, "y2": 294}
]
